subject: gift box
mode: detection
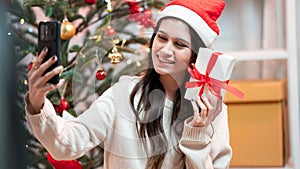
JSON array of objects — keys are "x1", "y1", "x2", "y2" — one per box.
[
  {"x1": 225, "y1": 79, "x2": 290, "y2": 167},
  {"x1": 184, "y1": 47, "x2": 243, "y2": 100}
]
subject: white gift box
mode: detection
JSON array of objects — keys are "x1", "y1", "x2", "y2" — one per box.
[{"x1": 184, "y1": 47, "x2": 237, "y2": 100}]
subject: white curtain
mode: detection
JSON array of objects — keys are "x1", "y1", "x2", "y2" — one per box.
[{"x1": 262, "y1": 0, "x2": 286, "y2": 79}]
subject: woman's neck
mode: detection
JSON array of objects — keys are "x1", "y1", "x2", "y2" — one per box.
[{"x1": 160, "y1": 73, "x2": 185, "y2": 100}]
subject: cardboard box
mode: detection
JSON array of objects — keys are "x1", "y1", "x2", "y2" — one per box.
[{"x1": 225, "y1": 79, "x2": 289, "y2": 167}]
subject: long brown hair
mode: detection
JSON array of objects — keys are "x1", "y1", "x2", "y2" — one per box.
[{"x1": 130, "y1": 17, "x2": 205, "y2": 168}]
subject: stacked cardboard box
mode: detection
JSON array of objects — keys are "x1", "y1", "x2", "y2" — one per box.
[{"x1": 225, "y1": 79, "x2": 289, "y2": 167}]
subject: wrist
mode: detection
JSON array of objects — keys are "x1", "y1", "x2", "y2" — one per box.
[
  {"x1": 26, "y1": 93, "x2": 44, "y2": 115},
  {"x1": 188, "y1": 118, "x2": 207, "y2": 127}
]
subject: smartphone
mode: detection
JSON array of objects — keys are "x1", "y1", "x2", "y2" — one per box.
[{"x1": 38, "y1": 21, "x2": 61, "y2": 84}]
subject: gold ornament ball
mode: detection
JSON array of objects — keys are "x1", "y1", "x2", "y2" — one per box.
[
  {"x1": 108, "y1": 51, "x2": 124, "y2": 65},
  {"x1": 60, "y1": 21, "x2": 76, "y2": 40}
]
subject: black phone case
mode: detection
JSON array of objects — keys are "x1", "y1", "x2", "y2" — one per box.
[{"x1": 38, "y1": 21, "x2": 61, "y2": 84}]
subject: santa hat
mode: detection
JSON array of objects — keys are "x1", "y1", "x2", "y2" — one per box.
[{"x1": 156, "y1": 0, "x2": 225, "y2": 48}]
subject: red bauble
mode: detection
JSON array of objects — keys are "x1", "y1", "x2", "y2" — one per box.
[
  {"x1": 54, "y1": 105, "x2": 64, "y2": 115},
  {"x1": 105, "y1": 26, "x2": 116, "y2": 36},
  {"x1": 143, "y1": 9, "x2": 152, "y2": 19},
  {"x1": 28, "y1": 61, "x2": 33, "y2": 71},
  {"x1": 60, "y1": 98, "x2": 69, "y2": 110},
  {"x1": 55, "y1": 97, "x2": 69, "y2": 116},
  {"x1": 96, "y1": 68, "x2": 106, "y2": 80},
  {"x1": 85, "y1": 0, "x2": 97, "y2": 4}
]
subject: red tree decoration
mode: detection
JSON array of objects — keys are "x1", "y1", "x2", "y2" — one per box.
[{"x1": 46, "y1": 152, "x2": 82, "y2": 169}]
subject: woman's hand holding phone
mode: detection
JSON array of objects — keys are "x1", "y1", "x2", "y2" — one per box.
[{"x1": 27, "y1": 48, "x2": 65, "y2": 114}]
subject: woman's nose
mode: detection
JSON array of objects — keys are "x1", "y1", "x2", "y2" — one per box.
[{"x1": 160, "y1": 42, "x2": 174, "y2": 56}]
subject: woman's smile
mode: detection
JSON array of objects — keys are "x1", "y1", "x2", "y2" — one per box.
[{"x1": 156, "y1": 54, "x2": 176, "y2": 64}]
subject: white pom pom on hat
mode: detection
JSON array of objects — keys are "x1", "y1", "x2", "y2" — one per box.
[{"x1": 156, "y1": 0, "x2": 225, "y2": 48}]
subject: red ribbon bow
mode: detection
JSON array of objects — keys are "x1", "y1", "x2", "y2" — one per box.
[{"x1": 185, "y1": 52, "x2": 244, "y2": 99}]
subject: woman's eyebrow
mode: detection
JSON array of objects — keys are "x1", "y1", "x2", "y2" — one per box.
[{"x1": 157, "y1": 30, "x2": 191, "y2": 45}]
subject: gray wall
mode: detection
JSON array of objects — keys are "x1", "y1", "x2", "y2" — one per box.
[
  {"x1": 297, "y1": 0, "x2": 300, "y2": 110},
  {"x1": 0, "y1": 3, "x2": 25, "y2": 169}
]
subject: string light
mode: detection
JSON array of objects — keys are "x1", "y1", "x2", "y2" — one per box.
[
  {"x1": 20, "y1": 18, "x2": 25, "y2": 24},
  {"x1": 136, "y1": 60, "x2": 141, "y2": 67},
  {"x1": 106, "y1": 0, "x2": 113, "y2": 12},
  {"x1": 145, "y1": 47, "x2": 150, "y2": 53},
  {"x1": 28, "y1": 27, "x2": 34, "y2": 33},
  {"x1": 126, "y1": 59, "x2": 133, "y2": 64}
]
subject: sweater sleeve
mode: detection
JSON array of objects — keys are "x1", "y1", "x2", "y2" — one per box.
[
  {"x1": 179, "y1": 104, "x2": 232, "y2": 169},
  {"x1": 25, "y1": 86, "x2": 117, "y2": 160}
]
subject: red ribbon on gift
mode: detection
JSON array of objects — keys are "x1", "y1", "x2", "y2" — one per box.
[{"x1": 185, "y1": 52, "x2": 244, "y2": 99}]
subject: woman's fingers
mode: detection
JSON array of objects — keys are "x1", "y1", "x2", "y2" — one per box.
[
  {"x1": 36, "y1": 47, "x2": 48, "y2": 64},
  {"x1": 191, "y1": 97, "x2": 207, "y2": 126},
  {"x1": 191, "y1": 99, "x2": 199, "y2": 115},
  {"x1": 34, "y1": 65, "x2": 63, "y2": 89},
  {"x1": 196, "y1": 96, "x2": 207, "y2": 121},
  {"x1": 29, "y1": 47, "x2": 48, "y2": 73},
  {"x1": 36, "y1": 55, "x2": 58, "y2": 76},
  {"x1": 31, "y1": 56, "x2": 58, "y2": 81},
  {"x1": 201, "y1": 94, "x2": 213, "y2": 115},
  {"x1": 41, "y1": 65, "x2": 63, "y2": 85},
  {"x1": 39, "y1": 79, "x2": 65, "y2": 92}
]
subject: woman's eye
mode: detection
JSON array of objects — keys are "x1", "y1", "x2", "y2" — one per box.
[
  {"x1": 175, "y1": 42, "x2": 187, "y2": 47},
  {"x1": 157, "y1": 34, "x2": 167, "y2": 41}
]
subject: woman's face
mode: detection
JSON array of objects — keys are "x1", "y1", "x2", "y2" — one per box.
[{"x1": 151, "y1": 18, "x2": 192, "y2": 77}]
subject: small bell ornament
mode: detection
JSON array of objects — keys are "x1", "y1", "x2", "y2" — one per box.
[
  {"x1": 60, "y1": 17, "x2": 76, "y2": 40},
  {"x1": 108, "y1": 46, "x2": 124, "y2": 66}
]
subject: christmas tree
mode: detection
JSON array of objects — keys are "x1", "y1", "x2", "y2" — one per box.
[{"x1": 9, "y1": 0, "x2": 165, "y2": 168}]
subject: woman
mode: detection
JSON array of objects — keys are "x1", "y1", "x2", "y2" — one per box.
[{"x1": 25, "y1": 0, "x2": 232, "y2": 168}]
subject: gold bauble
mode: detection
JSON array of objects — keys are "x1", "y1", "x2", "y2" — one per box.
[
  {"x1": 108, "y1": 50, "x2": 124, "y2": 66},
  {"x1": 60, "y1": 21, "x2": 76, "y2": 40}
]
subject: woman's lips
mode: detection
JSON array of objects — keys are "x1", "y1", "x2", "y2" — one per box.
[{"x1": 157, "y1": 55, "x2": 176, "y2": 64}]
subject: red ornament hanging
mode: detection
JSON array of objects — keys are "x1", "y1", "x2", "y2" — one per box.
[
  {"x1": 85, "y1": 0, "x2": 97, "y2": 4},
  {"x1": 126, "y1": 2, "x2": 155, "y2": 29},
  {"x1": 105, "y1": 25, "x2": 116, "y2": 36},
  {"x1": 28, "y1": 61, "x2": 34, "y2": 71},
  {"x1": 55, "y1": 97, "x2": 69, "y2": 116},
  {"x1": 96, "y1": 68, "x2": 106, "y2": 80},
  {"x1": 142, "y1": 8, "x2": 152, "y2": 19},
  {"x1": 126, "y1": 1, "x2": 142, "y2": 21}
]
